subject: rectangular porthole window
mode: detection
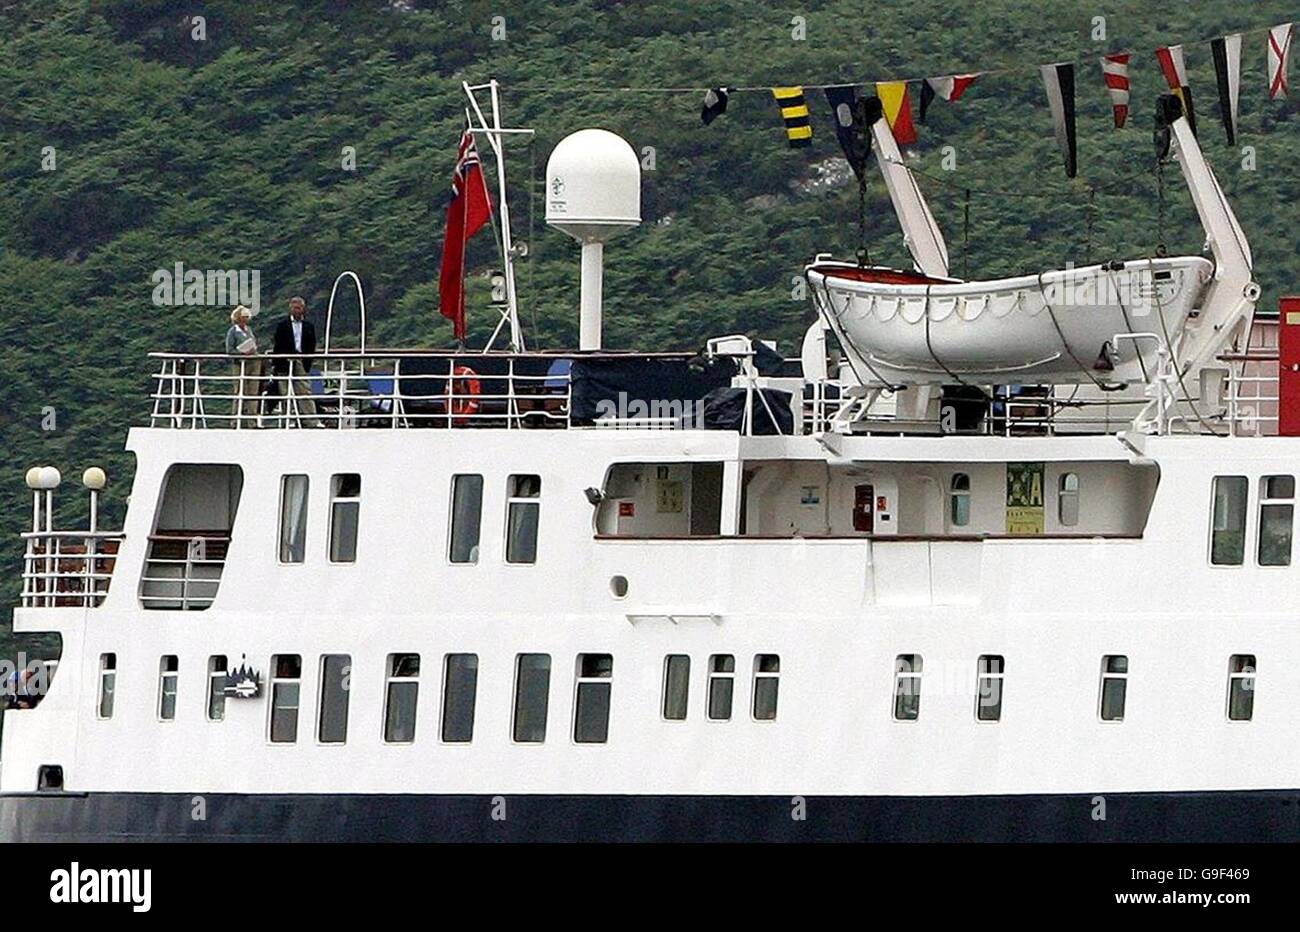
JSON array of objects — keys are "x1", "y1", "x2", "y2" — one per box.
[
  {"x1": 317, "y1": 654, "x2": 351, "y2": 744},
  {"x1": 505, "y1": 475, "x2": 541, "y2": 564},
  {"x1": 440, "y1": 653, "x2": 478, "y2": 743},
  {"x1": 752, "y1": 654, "x2": 780, "y2": 721},
  {"x1": 383, "y1": 654, "x2": 420, "y2": 743},
  {"x1": 950, "y1": 474, "x2": 971, "y2": 527},
  {"x1": 1227, "y1": 654, "x2": 1256, "y2": 722},
  {"x1": 976, "y1": 655, "x2": 1005, "y2": 722},
  {"x1": 157, "y1": 655, "x2": 178, "y2": 721},
  {"x1": 448, "y1": 475, "x2": 484, "y2": 564},
  {"x1": 329, "y1": 474, "x2": 361, "y2": 563},
  {"x1": 1099, "y1": 655, "x2": 1128, "y2": 722},
  {"x1": 1058, "y1": 473, "x2": 1080, "y2": 527},
  {"x1": 1258, "y1": 476, "x2": 1294, "y2": 567},
  {"x1": 573, "y1": 654, "x2": 613, "y2": 744},
  {"x1": 97, "y1": 653, "x2": 116, "y2": 720},
  {"x1": 278, "y1": 475, "x2": 309, "y2": 564},
  {"x1": 707, "y1": 654, "x2": 735, "y2": 721},
  {"x1": 1210, "y1": 476, "x2": 1248, "y2": 565},
  {"x1": 207, "y1": 655, "x2": 227, "y2": 722},
  {"x1": 662, "y1": 655, "x2": 690, "y2": 721},
  {"x1": 269, "y1": 654, "x2": 302, "y2": 743},
  {"x1": 893, "y1": 654, "x2": 923, "y2": 722},
  {"x1": 512, "y1": 653, "x2": 551, "y2": 743}
]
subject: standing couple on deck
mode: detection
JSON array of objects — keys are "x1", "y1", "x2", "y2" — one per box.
[{"x1": 224, "y1": 296, "x2": 320, "y2": 427}]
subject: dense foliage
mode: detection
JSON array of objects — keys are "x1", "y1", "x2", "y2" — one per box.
[{"x1": 1, "y1": 0, "x2": 1298, "y2": 659}]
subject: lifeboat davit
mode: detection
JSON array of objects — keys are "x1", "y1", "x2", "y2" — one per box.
[{"x1": 807, "y1": 256, "x2": 1213, "y2": 386}]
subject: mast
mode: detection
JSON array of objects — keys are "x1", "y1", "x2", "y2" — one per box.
[
  {"x1": 463, "y1": 79, "x2": 534, "y2": 351},
  {"x1": 870, "y1": 118, "x2": 951, "y2": 279}
]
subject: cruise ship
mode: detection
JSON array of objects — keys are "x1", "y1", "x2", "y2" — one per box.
[{"x1": 1, "y1": 87, "x2": 1297, "y2": 842}]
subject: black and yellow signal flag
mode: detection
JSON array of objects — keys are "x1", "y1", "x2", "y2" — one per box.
[{"x1": 771, "y1": 86, "x2": 813, "y2": 147}]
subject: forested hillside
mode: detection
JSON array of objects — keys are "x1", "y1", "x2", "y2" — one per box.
[{"x1": 2, "y1": 0, "x2": 1298, "y2": 657}]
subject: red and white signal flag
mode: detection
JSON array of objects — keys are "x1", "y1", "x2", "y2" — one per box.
[
  {"x1": 1268, "y1": 23, "x2": 1293, "y2": 99},
  {"x1": 1100, "y1": 54, "x2": 1130, "y2": 128}
]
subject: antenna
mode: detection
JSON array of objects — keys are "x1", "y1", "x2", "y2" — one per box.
[{"x1": 462, "y1": 79, "x2": 534, "y2": 351}]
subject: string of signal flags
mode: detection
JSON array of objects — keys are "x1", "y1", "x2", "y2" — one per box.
[{"x1": 691, "y1": 21, "x2": 1294, "y2": 179}]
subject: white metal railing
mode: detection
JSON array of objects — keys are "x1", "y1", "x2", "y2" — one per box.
[
  {"x1": 139, "y1": 533, "x2": 230, "y2": 611},
  {"x1": 1223, "y1": 351, "x2": 1280, "y2": 437},
  {"x1": 148, "y1": 352, "x2": 573, "y2": 430},
  {"x1": 21, "y1": 531, "x2": 122, "y2": 608}
]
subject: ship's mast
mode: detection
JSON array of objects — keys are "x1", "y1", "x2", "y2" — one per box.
[{"x1": 463, "y1": 79, "x2": 534, "y2": 351}]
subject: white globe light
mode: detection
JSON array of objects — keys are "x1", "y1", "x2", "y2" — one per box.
[
  {"x1": 83, "y1": 467, "x2": 107, "y2": 491},
  {"x1": 25, "y1": 467, "x2": 43, "y2": 489},
  {"x1": 39, "y1": 466, "x2": 62, "y2": 490}
]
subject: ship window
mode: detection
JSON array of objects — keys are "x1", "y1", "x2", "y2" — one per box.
[
  {"x1": 1099, "y1": 655, "x2": 1128, "y2": 722},
  {"x1": 976, "y1": 655, "x2": 1005, "y2": 722},
  {"x1": 383, "y1": 653, "x2": 420, "y2": 744},
  {"x1": 1058, "y1": 473, "x2": 1080, "y2": 527},
  {"x1": 318, "y1": 654, "x2": 351, "y2": 744},
  {"x1": 1227, "y1": 654, "x2": 1256, "y2": 722},
  {"x1": 893, "y1": 654, "x2": 923, "y2": 721},
  {"x1": 97, "y1": 653, "x2": 116, "y2": 720},
  {"x1": 207, "y1": 655, "x2": 227, "y2": 722},
  {"x1": 269, "y1": 654, "x2": 302, "y2": 743},
  {"x1": 449, "y1": 475, "x2": 484, "y2": 564},
  {"x1": 1210, "y1": 476, "x2": 1248, "y2": 565},
  {"x1": 328, "y1": 474, "x2": 361, "y2": 563},
  {"x1": 950, "y1": 474, "x2": 971, "y2": 527},
  {"x1": 505, "y1": 475, "x2": 542, "y2": 564},
  {"x1": 278, "y1": 475, "x2": 309, "y2": 563},
  {"x1": 441, "y1": 653, "x2": 478, "y2": 743},
  {"x1": 1257, "y1": 476, "x2": 1294, "y2": 567},
  {"x1": 752, "y1": 655, "x2": 780, "y2": 721},
  {"x1": 141, "y1": 463, "x2": 243, "y2": 610},
  {"x1": 662, "y1": 655, "x2": 690, "y2": 721},
  {"x1": 574, "y1": 654, "x2": 613, "y2": 744},
  {"x1": 707, "y1": 654, "x2": 735, "y2": 721},
  {"x1": 158, "y1": 655, "x2": 179, "y2": 721},
  {"x1": 512, "y1": 653, "x2": 551, "y2": 743}
]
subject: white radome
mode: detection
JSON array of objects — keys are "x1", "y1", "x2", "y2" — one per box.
[{"x1": 545, "y1": 128, "x2": 641, "y2": 242}]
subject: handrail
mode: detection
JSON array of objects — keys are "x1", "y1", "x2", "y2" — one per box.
[
  {"x1": 22, "y1": 531, "x2": 123, "y2": 608},
  {"x1": 324, "y1": 270, "x2": 367, "y2": 355}
]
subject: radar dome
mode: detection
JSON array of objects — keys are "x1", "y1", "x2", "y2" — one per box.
[{"x1": 545, "y1": 129, "x2": 641, "y2": 242}]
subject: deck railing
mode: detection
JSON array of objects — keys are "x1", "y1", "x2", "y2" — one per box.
[
  {"x1": 1222, "y1": 352, "x2": 1280, "y2": 437},
  {"x1": 149, "y1": 352, "x2": 572, "y2": 430},
  {"x1": 21, "y1": 532, "x2": 122, "y2": 608}
]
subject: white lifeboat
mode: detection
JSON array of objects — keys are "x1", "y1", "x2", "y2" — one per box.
[{"x1": 807, "y1": 256, "x2": 1212, "y2": 386}]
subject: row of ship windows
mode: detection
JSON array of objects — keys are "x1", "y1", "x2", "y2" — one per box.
[
  {"x1": 1210, "y1": 475, "x2": 1295, "y2": 567},
  {"x1": 92, "y1": 652, "x2": 782, "y2": 744},
  {"x1": 894, "y1": 654, "x2": 1259, "y2": 723},
  {"x1": 278, "y1": 473, "x2": 541, "y2": 565}
]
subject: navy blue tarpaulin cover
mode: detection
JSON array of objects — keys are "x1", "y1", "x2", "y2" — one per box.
[
  {"x1": 569, "y1": 356, "x2": 737, "y2": 424},
  {"x1": 695, "y1": 386, "x2": 793, "y2": 435}
]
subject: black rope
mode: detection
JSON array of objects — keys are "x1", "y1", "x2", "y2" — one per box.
[
  {"x1": 1085, "y1": 185, "x2": 1095, "y2": 266},
  {"x1": 961, "y1": 188, "x2": 971, "y2": 280},
  {"x1": 856, "y1": 173, "x2": 871, "y2": 266}
]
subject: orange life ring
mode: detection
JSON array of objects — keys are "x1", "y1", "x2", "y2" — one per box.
[{"x1": 447, "y1": 365, "x2": 481, "y2": 424}]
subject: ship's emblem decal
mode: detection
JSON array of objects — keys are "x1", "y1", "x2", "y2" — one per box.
[
  {"x1": 551, "y1": 176, "x2": 565, "y2": 196},
  {"x1": 224, "y1": 657, "x2": 262, "y2": 699}
]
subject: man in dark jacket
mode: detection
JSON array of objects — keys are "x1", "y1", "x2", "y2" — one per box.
[{"x1": 270, "y1": 295, "x2": 319, "y2": 426}]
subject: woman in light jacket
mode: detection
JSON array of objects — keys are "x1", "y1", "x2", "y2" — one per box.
[{"x1": 225, "y1": 305, "x2": 262, "y2": 424}]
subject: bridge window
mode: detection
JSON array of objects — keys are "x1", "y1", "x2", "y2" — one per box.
[
  {"x1": 1258, "y1": 476, "x2": 1294, "y2": 567},
  {"x1": 1058, "y1": 473, "x2": 1080, "y2": 527},
  {"x1": 707, "y1": 654, "x2": 735, "y2": 721},
  {"x1": 893, "y1": 654, "x2": 923, "y2": 721},
  {"x1": 97, "y1": 653, "x2": 116, "y2": 720},
  {"x1": 383, "y1": 654, "x2": 420, "y2": 744},
  {"x1": 329, "y1": 474, "x2": 361, "y2": 563},
  {"x1": 1210, "y1": 476, "x2": 1248, "y2": 565},
  {"x1": 269, "y1": 654, "x2": 302, "y2": 743},
  {"x1": 1099, "y1": 655, "x2": 1128, "y2": 722},
  {"x1": 505, "y1": 475, "x2": 541, "y2": 564},
  {"x1": 441, "y1": 654, "x2": 478, "y2": 743},
  {"x1": 278, "y1": 475, "x2": 309, "y2": 564},
  {"x1": 448, "y1": 475, "x2": 484, "y2": 564},
  {"x1": 950, "y1": 474, "x2": 971, "y2": 527},
  {"x1": 976, "y1": 655, "x2": 1005, "y2": 721},
  {"x1": 573, "y1": 654, "x2": 613, "y2": 744},
  {"x1": 662, "y1": 655, "x2": 690, "y2": 721},
  {"x1": 317, "y1": 654, "x2": 351, "y2": 744},
  {"x1": 158, "y1": 656, "x2": 178, "y2": 721},
  {"x1": 141, "y1": 463, "x2": 242, "y2": 610},
  {"x1": 207, "y1": 655, "x2": 227, "y2": 722},
  {"x1": 1227, "y1": 654, "x2": 1256, "y2": 722},
  {"x1": 512, "y1": 653, "x2": 552, "y2": 743},
  {"x1": 752, "y1": 655, "x2": 780, "y2": 721}
]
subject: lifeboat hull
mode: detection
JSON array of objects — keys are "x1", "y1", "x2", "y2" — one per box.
[{"x1": 807, "y1": 257, "x2": 1213, "y2": 386}]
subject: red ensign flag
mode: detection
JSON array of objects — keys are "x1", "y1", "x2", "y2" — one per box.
[{"x1": 439, "y1": 130, "x2": 493, "y2": 342}]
